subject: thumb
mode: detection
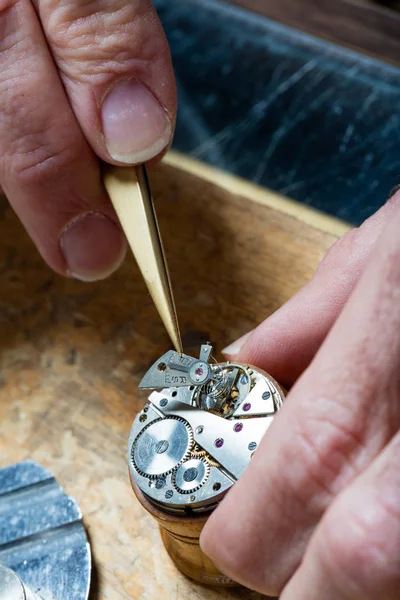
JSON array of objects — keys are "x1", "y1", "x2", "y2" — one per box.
[{"x1": 223, "y1": 189, "x2": 400, "y2": 389}]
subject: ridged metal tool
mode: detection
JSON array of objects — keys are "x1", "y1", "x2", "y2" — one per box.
[{"x1": 0, "y1": 461, "x2": 91, "y2": 600}]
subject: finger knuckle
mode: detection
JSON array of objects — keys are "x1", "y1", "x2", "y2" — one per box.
[
  {"x1": 11, "y1": 134, "x2": 83, "y2": 188},
  {"x1": 44, "y1": 0, "x2": 162, "y2": 81},
  {"x1": 322, "y1": 500, "x2": 400, "y2": 598},
  {"x1": 0, "y1": 66, "x2": 90, "y2": 189},
  {"x1": 289, "y1": 403, "x2": 364, "y2": 500}
]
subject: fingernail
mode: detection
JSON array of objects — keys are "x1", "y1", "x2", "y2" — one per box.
[
  {"x1": 222, "y1": 331, "x2": 252, "y2": 357},
  {"x1": 60, "y1": 213, "x2": 127, "y2": 281},
  {"x1": 102, "y1": 79, "x2": 172, "y2": 164}
]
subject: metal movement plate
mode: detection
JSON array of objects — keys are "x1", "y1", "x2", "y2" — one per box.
[
  {"x1": 0, "y1": 461, "x2": 91, "y2": 600},
  {"x1": 129, "y1": 344, "x2": 285, "y2": 514}
]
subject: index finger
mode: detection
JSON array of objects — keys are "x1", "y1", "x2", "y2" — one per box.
[{"x1": 223, "y1": 194, "x2": 398, "y2": 388}]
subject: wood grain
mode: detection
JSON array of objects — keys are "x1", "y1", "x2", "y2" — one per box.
[
  {"x1": 225, "y1": 0, "x2": 400, "y2": 65},
  {"x1": 130, "y1": 476, "x2": 235, "y2": 587},
  {"x1": 0, "y1": 154, "x2": 342, "y2": 599},
  {"x1": 130, "y1": 365, "x2": 286, "y2": 587}
]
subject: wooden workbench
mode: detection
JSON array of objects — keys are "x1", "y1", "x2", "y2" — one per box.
[{"x1": 0, "y1": 154, "x2": 348, "y2": 599}]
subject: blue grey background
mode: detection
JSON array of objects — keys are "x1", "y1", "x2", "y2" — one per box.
[{"x1": 154, "y1": 0, "x2": 400, "y2": 224}]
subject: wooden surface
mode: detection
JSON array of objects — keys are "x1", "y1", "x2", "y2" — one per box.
[
  {"x1": 0, "y1": 153, "x2": 347, "y2": 599},
  {"x1": 227, "y1": 0, "x2": 400, "y2": 65},
  {"x1": 131, "y1": 476, "x2": 235, "y2": 587}
]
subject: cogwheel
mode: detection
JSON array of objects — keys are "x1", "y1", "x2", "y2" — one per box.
[
  {"x1": 204, "y1": 456, "x2": 220, "y2": 468},
  {"x1": 131, "y1": 416, "x2": 193, "y2": 479},
  {"x1": 190, "y1": 444, "x2": 207, "y2": 458},
  {"x1": 190, "y1": 444, "x2": 220, "y2": 468},
  {"x1": 171, "y1": 458, "x2": 210, "y2": 494}
]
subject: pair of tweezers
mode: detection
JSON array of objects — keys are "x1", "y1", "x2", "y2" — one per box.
[{"x1": 103, "y1": 165, "x2": 183, "y2": 355}]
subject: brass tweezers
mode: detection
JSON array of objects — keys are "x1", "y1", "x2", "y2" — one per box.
[{"x1": 104, "y1": 165, "x2": 183, "y2": 355}]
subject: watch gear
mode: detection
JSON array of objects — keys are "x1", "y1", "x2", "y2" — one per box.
[
  {"x1": 190, "y1": 444, "x2": 220, "y2": 468},
  {"x1": 131, "y1": 416, "x2": 193, "y2": 479},
  {"x1": 172, "y1": 458, "x2": 210, "y2": 494},
  {"x1": 129, "y1": 344, "x2": 285, "y2": 513},
  {"x1": 194, "y1": 363, "x2": 252, "y2": 416}
]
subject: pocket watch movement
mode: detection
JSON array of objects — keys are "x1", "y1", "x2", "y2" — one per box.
[{"x1": 129, "y1": 344, "x2": 284, "y2": 515}]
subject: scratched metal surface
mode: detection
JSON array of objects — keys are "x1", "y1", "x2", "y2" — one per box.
[
  {"x1": 154, "y1": 0, "x2": 400, "y2": 224},
  {"x1": 0, "y1": 461, "x2": 91, "y2": 600}
]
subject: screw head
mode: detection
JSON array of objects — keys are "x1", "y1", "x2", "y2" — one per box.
[
  {"x1": 155, "y1": 478, "x2": 166, "y2": 490},
  {"x1": 262, "y1": 391, "x2": 271, "y2": 400},
  {"x1": 196, "y1": 426, "x2": 204, "y2": 434},
  {"x1": 183, "y1": 467, "x2": 198, "y2": 482},
  {"x1": 159, "y1": 398, "x2": 168, "y2": 407},
  {"x1": 165, "y1": 490, "x2": 174, "y2": 499},
  {"x1": 248, "y1": 441, "x2": 257, "y2": 451},
  {"x1": 155, "y1": 440, "x2": 169, "y2": 454},
  {"x1": 240, "y1": 375, "x2": 249, "y2": 385},
  {"x1": 190, "y1": 495, "x2": 196, "y2": 502}
]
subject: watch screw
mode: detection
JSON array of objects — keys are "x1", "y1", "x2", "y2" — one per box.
[
  {"x1": 165, "y1": 490, "x2": 174, "y2": 499},
  {"x1": 190, "y1": 495, "x2": 196, "y2": 502},
  {"x1": 196, "y1": 426, "x2": 204, "y2": 434},
  {"x1": 262, "y1": 391, "x2": 271, "y2": 400},
  {"x1": 248, "y1": 442, "x2": 257, "y2": 451},
  {"x1": 159, "y1": 398, "x2": 168, "y2": 407}
]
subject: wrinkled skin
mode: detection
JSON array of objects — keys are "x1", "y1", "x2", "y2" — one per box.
[
  {"x1": 1, "y1": 2, "x2": 399, "y2": 597},
  {"x1": 201, "y1": 190, "x2": 400, "y2": 600},
  {"x1": 0, "y1": 0, "x2": 176, "y2": 280}
]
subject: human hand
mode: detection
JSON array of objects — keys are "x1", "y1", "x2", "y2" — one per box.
[
  {"x1": 200, "y1": 188, "x2": 400, "y2": 599},
  {"x1": 0, "y1": 0, "x2": 175, "y2": 281}
]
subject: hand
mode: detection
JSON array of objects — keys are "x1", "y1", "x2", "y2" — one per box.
[
  {"x1": 200, "y1": 188, "x2": 400, "y2": 599},
  {"x1": 0, "y1": 0, "x2": 175, "y2": 281}
]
